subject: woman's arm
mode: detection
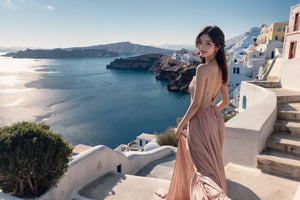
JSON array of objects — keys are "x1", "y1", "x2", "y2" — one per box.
[
  {"x1": 217, "y1": 82, "x2": 229, "y2": 112},
  {"x1": 175, "y1": 65, "x2": 207, "y2": 138}
]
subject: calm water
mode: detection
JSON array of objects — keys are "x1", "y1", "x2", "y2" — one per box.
[{"x1": 0, "y1": 55, "x2": 189, "y2": 148}]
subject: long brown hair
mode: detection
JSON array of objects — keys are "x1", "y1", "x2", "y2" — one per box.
[{"x1": 195, "y1": 26, "x2": 228, "y2": 83}]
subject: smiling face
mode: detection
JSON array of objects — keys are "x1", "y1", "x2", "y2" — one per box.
[{"x1": 196, "y1": 33, "x2": 218, "y2": 61}]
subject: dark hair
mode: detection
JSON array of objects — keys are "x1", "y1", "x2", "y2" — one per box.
[{"x1": 195, "y1": 26, "x2": 228, "y2": 83}]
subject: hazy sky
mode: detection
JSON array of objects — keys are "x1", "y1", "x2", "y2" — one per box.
[{"x1": 0, "y1": 0, "x2": 299, "y2": 48}]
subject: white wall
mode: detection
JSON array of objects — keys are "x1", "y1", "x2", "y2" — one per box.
[
  {"x1": 283, "y1": 33, "x2": 300, "y2": 60},
  {"x1": 223, "y1": 81, "x2": 277, "y2": 167},
  {"x1": 124, "y1": 146, "x2": 175, "y2": 174},
  {"x1": 245, "y1": 58, "x2": 265, "y2": 78},
  {"x1": 46, "y1": 145, "x2": 130, "y2": 200},
  {"x1": 265, "y1": 40, "x2": 283, "y2": 59},
  {"x1": 280, "y1": 58, "x2": 300, "y2": 91},
  {"x1": 0, "y1": 145, "x2": 175, "y2": 200}
]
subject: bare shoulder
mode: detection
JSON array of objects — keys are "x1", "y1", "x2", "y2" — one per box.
[{"x1": 196, "y1": 63, "x2": 209, "y2": 75}]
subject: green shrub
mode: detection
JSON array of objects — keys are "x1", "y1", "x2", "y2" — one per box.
[
  {"x1": 155, "y1": 127, "x2": 178, "y2": 147},
  {"x1": 0, "y1": 122, "x2": 73, "y2": 198}
]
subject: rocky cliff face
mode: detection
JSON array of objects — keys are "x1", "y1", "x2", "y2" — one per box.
[
  {"x1": 106, "y1": 54, "x2": 199, "y2": 93},
  {"x1": 106, "y1": 54, "x2": 164, "y2": 70}
]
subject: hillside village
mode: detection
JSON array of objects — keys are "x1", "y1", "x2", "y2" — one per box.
[{"x1": 1, "y1": 2, "x2": 300, "y2": 200}]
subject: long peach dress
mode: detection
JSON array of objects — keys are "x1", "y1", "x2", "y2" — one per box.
[
  {"x1": 187, "y1": 77, "x2": 229, "y2": 199},
  {"x1": 156, "y1": 76, "x2": 230, "y2": 200}
]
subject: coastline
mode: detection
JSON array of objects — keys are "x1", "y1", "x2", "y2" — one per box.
[{"x1": 0, "y1": 55, "x2": 190, "y2": 148}]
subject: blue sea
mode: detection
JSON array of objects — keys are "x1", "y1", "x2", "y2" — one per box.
[{"x1": 0, "y1": 55, "x2": 190, "y2": 148}]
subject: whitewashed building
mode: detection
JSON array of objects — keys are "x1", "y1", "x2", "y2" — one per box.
[
  {"x1": 136, "y1": 133, "x2": 155, "y2": 148},
  {"x1": 280, "y1": 2, "x2": 300, "y2": 90},
  {"x1": 283, "y1": 3, "x2": 300, "y2": 61},
  {"x1": 171, "y1": 48, "x2": 201, "y2": 64}
]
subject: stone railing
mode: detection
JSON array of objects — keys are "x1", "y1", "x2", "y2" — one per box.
[{"x1": 223, "y1": 81, "x2": 277, "y2": 167}]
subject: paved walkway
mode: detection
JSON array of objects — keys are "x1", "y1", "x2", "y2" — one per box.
[
  {"x1": 75, "y1": 152, "x2": 300, "y2": 200},
  {"x1": 226, "y1": 163, "x2": 299, "y2": 200}
]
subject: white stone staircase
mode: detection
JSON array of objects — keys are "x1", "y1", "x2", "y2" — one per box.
[{"x1": 257, "y1": 88, "x2": 300, "y2": 180}]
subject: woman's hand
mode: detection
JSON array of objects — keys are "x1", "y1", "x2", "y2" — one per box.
[{"x1": 174, "y1": 127, "x2": 184, "y2": 139}]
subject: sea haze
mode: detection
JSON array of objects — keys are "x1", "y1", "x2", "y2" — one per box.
[{"x1": 0, "y1": 55, "x2": 189, "y2": 148}]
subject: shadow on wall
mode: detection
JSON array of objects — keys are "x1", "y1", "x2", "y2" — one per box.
[{"x1": 227, "y1": 180, "x2": 260, "y2": 200}]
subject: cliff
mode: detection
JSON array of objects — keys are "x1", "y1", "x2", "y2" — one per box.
[
  {"x1": 155, "y1": 55, "x2": 197, "y2": 93},
  {"x1": 106, "y1": 54, "x2": 164, "y2": 70},
  {"x1": 106, "y1": 54, "x2": 198, "y2": 93}
]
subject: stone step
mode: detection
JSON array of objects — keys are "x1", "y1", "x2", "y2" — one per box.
[
  {"x1": 277, "y1": 95, "x2": 300, "y2": 104},
  {"x1": 250, "y1": 80, "x2": 280, "y2": 88},
  {"x1": 274, "y1": 120, "x2": 300, "y2": 135},
  {"x1": 257, "y1": 149, "x2": 300, "y2": 179},
  {"x1": 269, "y1": 88, "x2": 300, "y2": 103},
  {"x1": 266, "y1": 133, "x2": 300, "y2": 156},
  {"x1": 278, "y1": 102, "x2": 300, "y2": 121},
  {"x1": 226, "y1": 163, "x2": 299, "y2": 200},
  {"x1": 267, "y1": 76, "x2": 280, "y2": 82}
]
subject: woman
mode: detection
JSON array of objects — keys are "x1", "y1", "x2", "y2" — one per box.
[{"x1": 156, "y1": 25, "x2": 230, "y2": 200}]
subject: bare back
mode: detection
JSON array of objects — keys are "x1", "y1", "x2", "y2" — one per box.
[{"x1": 189, "y1": 63, "x2": 223, "y2": 107}]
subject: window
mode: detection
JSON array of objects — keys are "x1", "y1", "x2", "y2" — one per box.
[
  {"x1": 139, "y1": 139, "x2": 142, "y2": 147},
  {"x1": 288, "y1": 41, "x2": 297, "y2": 59},
  {"x1": 278, "y1": 27, "x2": 281, "y2": 32},
  {"x1": 294, "y1": 13, "x2": 299, "y2": 31},
  {"x1": 233, "y1": 67, "x2": 240, "y2": 74}
]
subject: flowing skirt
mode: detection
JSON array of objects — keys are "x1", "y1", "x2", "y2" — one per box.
[
  {"x1": 188, "y1": 105, "x2": 230, "y2": 199},
  {"x1": 155, "y1": 105, "x2": 230, "y2": 200}
]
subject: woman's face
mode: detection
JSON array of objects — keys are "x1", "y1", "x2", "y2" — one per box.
[{"x1": 197, "y1": 33, "x2": 217, "y2": 59}]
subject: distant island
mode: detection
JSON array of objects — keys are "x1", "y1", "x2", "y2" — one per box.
[
  {"x1": 69, "y1": 41, "x2": 174, "y2": 55},
  {"x1": 2, "y1": 42, "x2": 173, "y2": 59},
  {"x1": 3, "y1": 48, "x2": 119, "y2": 58}
]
